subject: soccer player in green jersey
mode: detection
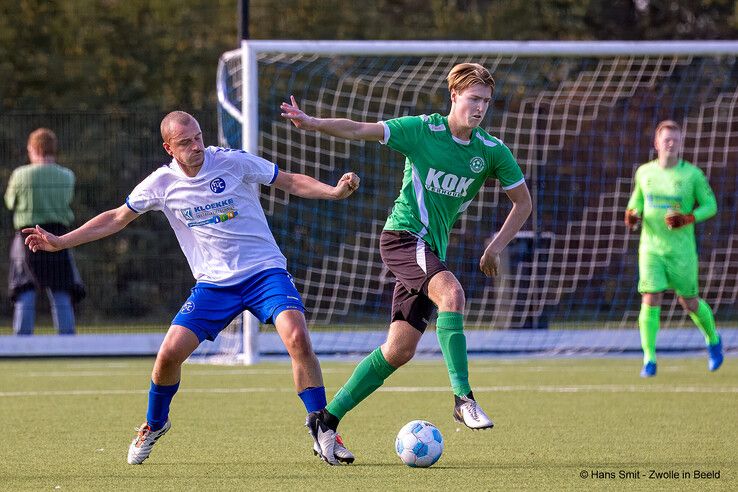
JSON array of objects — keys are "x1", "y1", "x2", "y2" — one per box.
[
  {"x1": 281, "y1": 63, "x2": 532, "y2": 464},
  {"x1": 625, "y1": 120, "x2": 723, "y2": 378}
]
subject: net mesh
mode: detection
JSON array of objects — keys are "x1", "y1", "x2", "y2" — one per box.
[{"x1": 214, "y1": 46, "x2": 738, "y2": 357}]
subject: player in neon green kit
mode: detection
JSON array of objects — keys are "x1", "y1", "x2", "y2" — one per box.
[
  {"x1": 282, "y1": 63, "x2": 532, "y2": 464},
  {"x1": 625, "y1": 120, "x2": 723, "y2": 378}
]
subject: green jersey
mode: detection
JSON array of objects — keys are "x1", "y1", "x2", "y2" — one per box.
[
  {"x1": 4, "y1": 163, "x2": 75, "y2": 230},
  {"x1": 382, "y1": 114, "x2": 525, "y2": 260},
  {"x1": 626, "y1": 159, "x2": 717, "y2": 256}
]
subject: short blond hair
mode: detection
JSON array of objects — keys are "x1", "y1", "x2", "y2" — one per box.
[
  {"x1": 447, "y1": 63, "x2": 495, "y2": 95},
  {"x1": 27, "y1": 128, "x2": 57, "y2": 157},
  {"x1": 654, "y1": 120, "x2": 681, "y2": 137},
  {"x1": 160, "y1": 111, "x2": 198, "y2": 141}
]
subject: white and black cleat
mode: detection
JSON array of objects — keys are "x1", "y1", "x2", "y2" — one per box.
[
  {"x1": 127, "y1": 420, "x2": 171, "y2": 464},
  {"x1": 306, "y1": 411, "x2": 339, "y2": 465},
  {"x1": 453, "y1": 394, "x2": 494, "y2": 430},
  {"x1": 312, "y1": 432, "x2": 355, "y2": 464}
]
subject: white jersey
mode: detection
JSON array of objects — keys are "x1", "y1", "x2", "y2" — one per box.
[{"x1": 126, "y1": 146, "x2": 286, "y2": 285}]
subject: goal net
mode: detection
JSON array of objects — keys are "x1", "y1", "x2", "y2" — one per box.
[{"x1": 207, "y1": 41, "x2": 738, "y2": 362}]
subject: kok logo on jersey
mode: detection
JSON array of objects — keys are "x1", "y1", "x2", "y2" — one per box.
[
  {"x1": 469, "y1": 156, "x2": 485, "y2": 173},
  {"x1": 210, "y1": 177, "x2": 226, "y2": 194},
  {"x1": 425, "y1": 168, "x2": 474, "y2": 198}
]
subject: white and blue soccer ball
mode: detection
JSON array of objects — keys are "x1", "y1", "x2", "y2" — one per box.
[{"x1": 395, "y1": 420, "x2": 444, "y2": 467}]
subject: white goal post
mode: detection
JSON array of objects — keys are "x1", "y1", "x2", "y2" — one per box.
[
  {"x1": 11, "y1": 41, "x2": 736, "y2": 360},
  {"x1": 204, "y1": 39, "x2": 738, "y2": 364}
]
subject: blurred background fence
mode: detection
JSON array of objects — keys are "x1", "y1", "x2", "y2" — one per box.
[{"x1": 0, "y1": 110, "x2": 221, "y2": 332}]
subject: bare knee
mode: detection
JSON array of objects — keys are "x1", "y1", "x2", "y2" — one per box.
[
  {"x1": 642, "y1": 293, "x2": 662, "y2": 306},
  {"x1": 155, "y1": 346, "x2": 185, "y2": 372},
  {"x1": 274, "y1": 310, "x2": 316, "y2": 361},
  {"x1": 282, "y1": 324, "x2": 314, "y2": 360},
  {"x1": 428, "y1": 272, "x2": 466, "y2": 312},
  {"x1": 382, "y1": 340, "x2": 416, "y2": 367},
  {"x1": 156, "y1": 331, "x2": 195, "y2": 370},
  {"x1": 152, "y1": 326, "x2": 199, "y2": 384},
  {"x1": 678, "y1": 296, "x2": 699, "y2": 313},
  {"x1": 438, "y1": 287, "x2": 465, "y2": 312}
]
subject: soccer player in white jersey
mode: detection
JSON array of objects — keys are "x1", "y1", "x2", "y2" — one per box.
[
  {"x1": 23, "y1": 111, "x2": 360, "y2": 466},
  {"x1": 281, "y1": 63, "x2": 532, "y2": 464}
]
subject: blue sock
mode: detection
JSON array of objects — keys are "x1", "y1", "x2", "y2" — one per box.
[
  {"x1": 298, "y1": 386, "x2": 327, "y2": 413},
  {"x1": 146, "y1": 380, "x2": 180, "y2": 431}
]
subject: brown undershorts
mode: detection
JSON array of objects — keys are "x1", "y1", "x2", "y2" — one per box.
[{"x1": 379, "y1": 230, "x2": 448, "y2": 332}]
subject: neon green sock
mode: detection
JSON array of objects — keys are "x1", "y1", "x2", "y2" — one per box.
[
  {"x1": 326, "y1": 347, "x2": 396, "y2": 420},
  {"x1": 639, "y1": 304, "x2": 660, "y2": 364},
  {"x1": 689, "y1": 299, "x2": 719, "y2": 345},
  {"x1": 436, "y1": 311, "x2": 471, "y2": 397}
]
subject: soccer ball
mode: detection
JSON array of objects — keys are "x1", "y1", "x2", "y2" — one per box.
[{"x1": 395, "y1": 420, "x2": 444, "y2": 467}]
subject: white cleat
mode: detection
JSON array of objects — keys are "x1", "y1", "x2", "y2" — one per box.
[
  {"x1": 453, "y1": 396, "x2": 494, "y2": 430},
  {"x1": 313, "y1": 433, "x2": 355, "y2": 464},
  {"x1": 127, "y1": 420, "x2": 171, "y2": 464},
  {"x1": 306, "y1": 411, "x2": 338, "y2": 465}
]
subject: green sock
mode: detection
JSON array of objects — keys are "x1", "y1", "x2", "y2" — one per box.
[
  {"x1": 689, "y1": 299, "x2": 719, "y2": 345},
  {"x1": 639, "y1": 304, "x2": 660, "y2": 364},
  {"x1": 326, "y1": 347, "x2": 396, "y2": 420},
  {"x1": 436, "y1": 311, "x2": 471, "y2": 397}
]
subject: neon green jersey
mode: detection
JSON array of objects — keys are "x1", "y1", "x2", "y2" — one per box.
[
  {"x1": 626, "y1": 159, "x2": 717, "y2": 256},
  {"x1": 381, "y1": 114, "x2": 525, "y2": 260}
]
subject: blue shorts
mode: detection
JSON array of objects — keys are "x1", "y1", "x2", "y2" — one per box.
[{"x1": 172, "y1": 268, "x2": 305, "y2": 342}]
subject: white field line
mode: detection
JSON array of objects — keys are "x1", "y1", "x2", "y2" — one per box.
[
  {"x1": 5, "y1": 365, "x2": 688, "y2": 378},
  {"x1": 7, "y1": 368, "x2": 344, "y2": 378},
  {"x1": 1, "y1": 384, "x2": 736, "y2": 398}
]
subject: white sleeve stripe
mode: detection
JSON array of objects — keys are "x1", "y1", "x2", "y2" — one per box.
[
  {"x1": 379, "y1": 121, "x2": 390, "y2": 144},
  {"x1": 502, "y1": 177, "x2": 526, "y2": 190}
]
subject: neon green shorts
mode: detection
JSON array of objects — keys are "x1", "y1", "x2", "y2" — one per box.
[{"x1": 638, "y1": 250, "x2": 699, "y2": 297}]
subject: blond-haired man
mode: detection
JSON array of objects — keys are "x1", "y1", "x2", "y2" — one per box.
[
  {"x1": 625, "y1": 120, "x2": 722, "y2": 377},
  {"x1": 282, "y1": 63, "x2": 532, "y2": 463}
]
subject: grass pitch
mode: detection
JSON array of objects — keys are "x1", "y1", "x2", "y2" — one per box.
[{"x1": 0, "y1": 356, "x2": 735, "y2": 491}]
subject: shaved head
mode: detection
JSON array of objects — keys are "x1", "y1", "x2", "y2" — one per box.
[
  {"x1": 161, "y1": 111, "x2": 199, "y2": 141},
  {"x1": 160, "y1": 111, "x2": 206, "y2": 173}
]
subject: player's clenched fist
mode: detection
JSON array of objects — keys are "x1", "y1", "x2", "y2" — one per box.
[
  {"x1": 624, "y1": 209, "x2": 641, "y2": 231},
  {"x1": 664, "y1": 211, "x2": 695, "y2": 229},
  {"x1": 334, "y1": 172, "x2": 360, "y2": 199}
]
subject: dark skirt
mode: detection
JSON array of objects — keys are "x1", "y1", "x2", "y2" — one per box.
[{"x1": 8, "y1": 223, "x2": 86, "y2": 303}]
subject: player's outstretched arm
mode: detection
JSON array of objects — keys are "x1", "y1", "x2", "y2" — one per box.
[
  {"x1": 273, "y1": 170, "x2": 360, "y2": 200},
  {"x1": 280, "y1": 95, "x2": 384, "y2": 141},
  {"x1": 480, "y1": 183, "x2": 533, "y2": 277},
  {"x1": 23, "y1": 204, "x2": 139, "y2": 253}
]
